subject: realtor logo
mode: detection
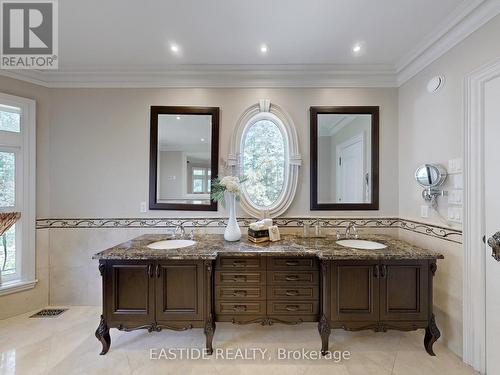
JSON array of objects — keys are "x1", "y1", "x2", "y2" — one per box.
[{"x1": 1, "y1": 0, "x2": 58, "y2": 69}]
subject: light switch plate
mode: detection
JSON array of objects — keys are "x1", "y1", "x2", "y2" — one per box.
[
  {"x1": 421, "y1": 205, "x2": 429, "y2": 218},
  {"x1": 450, "y1": 174, "x2": 463, "y2": 189},
  {"x1": 448, "y1": 190, "x2": 463, "y2": 205},
  {"x1": 140, "y1": 201, "x2": 147, "y2": 213},
  {"x1": 448, "y1": 158, "x2": 463, "y2": 173}
]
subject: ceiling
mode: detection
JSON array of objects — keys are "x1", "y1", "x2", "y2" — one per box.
[
  {"x1": 60, "y1": 0, "x2": 461, "y2": 67},
  {"x1": 3, "y1": 0, "x2": 499, "y2": 87},
  {"x1": 158, "y1": 114, "x2": 211, "y2": 150},
  {"x1": 318, "y1": 115, "x2": 367, "y2": 136}
]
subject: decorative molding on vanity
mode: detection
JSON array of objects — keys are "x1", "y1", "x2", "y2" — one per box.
[{"x1": 36, "y1": 217, "x2": 462, "y2": 243}]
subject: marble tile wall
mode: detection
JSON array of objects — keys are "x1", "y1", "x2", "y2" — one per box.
[
  {"x1": 398, "y1": 229, "x2": 463, "y2": 357},
  {"x1": 0, "y1": 229, "x2": 50, "y2": 320}
]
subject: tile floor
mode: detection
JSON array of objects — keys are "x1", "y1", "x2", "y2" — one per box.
[{"x1": 0, "y1": 306, "x2": 477, "y2": 375}]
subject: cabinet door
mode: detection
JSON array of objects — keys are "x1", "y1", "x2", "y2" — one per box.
[
  {"x1": 155, "y1": 261, "x2": 204, "y2": 322},
  {"x1": 379, "y1": 260, "x2": 429, "y2": 321},
  {"x1": 330, "y1": 261, "x2": 379, "y2": 322},
  {"x1": 105, "y1": 261, "x2": 155, "y2": 324}
]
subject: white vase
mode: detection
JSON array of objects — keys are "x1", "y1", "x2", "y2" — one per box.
[{"x1": 224, "y1": 191, "x2": 241, "y2": 241}]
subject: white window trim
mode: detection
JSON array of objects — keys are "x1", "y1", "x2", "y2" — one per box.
[
  {"x1": 0, "y1": 92, "x2": 36, "y2": 295},
  {"x1": 229, "y1": 100, "x2": 301, "y2": 218}
]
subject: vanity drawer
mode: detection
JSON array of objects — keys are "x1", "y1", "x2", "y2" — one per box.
[
  {"x1": 268, "y1": 257, "x2": 318, "y2": 270},
  {"x1": 215, "y1": 271, "x2": 265, "y2": 285},
  {"x1": 216, "y1": 301, "x2": 266, "y2": 315},
  {"x1": 267, "y1": 286, "x2": 318, "y2": 300},
  {"x1": 267, "y1": 271, "x2": 319, "y2": 285},
  {"x1": 267, "y1": 301, "x2": 319, "y2": 315},
  {"x1": 216, "y1": 257, "x2": 264, "y2": 270},
  {"x1": 216, "y1": 286, "x2": 265, "y2": 300}
]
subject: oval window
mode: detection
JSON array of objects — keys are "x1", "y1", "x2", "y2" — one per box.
[{"x1": 242, "y1": 119, "x2": 286, "y2": 208}]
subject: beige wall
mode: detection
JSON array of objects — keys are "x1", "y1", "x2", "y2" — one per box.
[
  {"x1": 0, "y1": 75, "x2": 50, "y2": 319},
  {"x1": 398, "y1": 14, "x2": 500, "y2": 227},
  {"x1": 398, "y1": 14, "x2": 500, "y2": 357},
  {"x1": 48, "y1": 87, "x2": 399, "y2": 218}
]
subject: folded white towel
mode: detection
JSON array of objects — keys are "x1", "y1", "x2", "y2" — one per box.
[{"x1": 249, "y1": 218, "x2": 273, "y2": 231}]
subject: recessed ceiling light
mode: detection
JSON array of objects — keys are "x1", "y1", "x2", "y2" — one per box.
[
  {"x1": 260, "y1": 44, "x2": 268, "y2": 53},
  {"x1": 176, "y1": 116, "x2": 181, "y2": 120},
  {"x1": 201, "y1": 138, "x2": 205, "y2": 142},
  {"x1": 352, "y1": 44, "x2": 362, "y2": 53},
  {"x1": 170, "y1": 44, "x2": 180, "y2": 53}
]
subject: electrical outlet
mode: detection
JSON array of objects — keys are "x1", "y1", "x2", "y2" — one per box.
[
  {"x1": 140, "y1": 201, "x2": 147, "y2": 213},
  {"x1": 447, "y1": 207, "x2": 462, "y2": 223},
  {"x1": 421, "y1": 205, "x2": 429, "y2": 218}
]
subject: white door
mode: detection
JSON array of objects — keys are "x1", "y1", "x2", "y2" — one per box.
[
  {"x1": 484, "y1": 74, "x2": 500, "y2": 375},
  {"x1": 336, "y1": 136, "x2": 364, "y2": 203}
]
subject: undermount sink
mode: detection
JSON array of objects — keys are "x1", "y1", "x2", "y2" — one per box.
[
  {"x1": 336, "y1": 239, "x2": 387, "y2": 250},
  {"x1": 147, "y1": 240, "x2": 196, "y2": 250}
]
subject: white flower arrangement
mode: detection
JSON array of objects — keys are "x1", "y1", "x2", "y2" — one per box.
[{"x1": 210, "y1": 175, "x2": 247, "y2": 206}]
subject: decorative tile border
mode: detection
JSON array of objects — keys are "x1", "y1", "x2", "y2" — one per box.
[{"x1": 36, "y1": 217, "x2": 462, "y2": 244}]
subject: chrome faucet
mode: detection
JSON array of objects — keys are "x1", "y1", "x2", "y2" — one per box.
[
  {"x1": 345, "y1": 222, "x2": 358, "y2": 239},
  {"x1": 174, "y1": 225, "x2": 185, "y2": 239}
]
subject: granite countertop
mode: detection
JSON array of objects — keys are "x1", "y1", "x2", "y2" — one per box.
[{"x1": 92, "y1": 234, "x2": 444, "y2": 261}]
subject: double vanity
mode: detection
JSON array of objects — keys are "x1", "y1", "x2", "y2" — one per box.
[{"x1": 93, "y1": 233, "x2": 443, "y2": 357}]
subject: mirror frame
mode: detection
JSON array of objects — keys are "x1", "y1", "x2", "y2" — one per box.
[
  {"x1": 415, "y1": 164, "x2": 447, "y2": 188},
  {"x1": 149, "y1": 106, "x2": 219, "y2": 211},
  {"x1": 310, "y1": 106, "x2": 379, "y2": 210}
]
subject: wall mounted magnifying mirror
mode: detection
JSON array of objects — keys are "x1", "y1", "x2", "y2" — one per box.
[
  {"x1": 310, "y1": 106, "x2": 379, "y2": 210},
  {"x1": 415, "y1": 163, "x2": 447, "y2": 202},
  {"x1": 149, "y1": 106, "x2": 219, "y2": 211}
]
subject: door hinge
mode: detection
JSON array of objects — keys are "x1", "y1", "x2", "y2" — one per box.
[{"x1": 339, "y1": 157, "x2": 342, "y2": 166}]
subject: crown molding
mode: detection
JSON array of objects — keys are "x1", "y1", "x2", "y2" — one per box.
[
  {"x1": 1, "y1": 1, "x2": 499, "y2": 89},
  {"x1": 396, "y1": 0, "x2": 500, "y2": 85},
  {"x1": 0, "y1": 64, "x2": 398, "y2": 88}
]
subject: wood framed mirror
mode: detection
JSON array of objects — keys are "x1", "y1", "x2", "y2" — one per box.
[
  {"x1": 149, "y1": 106, "x2": 219, "y2": 211},
  {"x1": 310, "y1": 106, "x2": 379, "y2": 210}
]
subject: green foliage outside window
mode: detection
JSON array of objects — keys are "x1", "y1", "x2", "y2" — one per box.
[{"x1": 242, "y1": 120, "x2": 285, "y2": 207}]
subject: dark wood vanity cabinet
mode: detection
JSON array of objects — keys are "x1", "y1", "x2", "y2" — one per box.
[
  {"x1": 319, "y1": 259, "x2": 440, "y2": 356},
  {"x1": 330, "y1": 260, "x2": 429, "y2": 323},
  {"x1": 104, "y1": 262, "x2": 155, "y2": 324},
  {"x1": 96, "y1": 254, "x2": 440, "y2": 358},
  {"x1": 96, "y1": 259, "x2": 215, "y2": 355},
  {"x1": 330, "y1": 260, "x2": 379, "y2": 322},
  {"x1": 155, "y1": 261, "x2": 205, "y2": 322},
  {"x1": 214, "y1": 256, "x2": 319, "y2": 324}
]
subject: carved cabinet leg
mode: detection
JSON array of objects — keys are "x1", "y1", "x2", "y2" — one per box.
[
  {"x1": 424, "y1": 314, "x2": 441, "y2": 356},
  {"x1": 318, "y1": 314, "x2": 331, "y2": 355},
  {"x1": 204, "y1": 313, "x2": 216, "y2": 355},
  {"x1": 95, "y1": 315, "x2": 111, "y2": 355}
]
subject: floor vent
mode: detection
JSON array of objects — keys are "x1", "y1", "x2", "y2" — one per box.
[{"x1": 30, "y1": 308, "x2": 67, "y2": 318}]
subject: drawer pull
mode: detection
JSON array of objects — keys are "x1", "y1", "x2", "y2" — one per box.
[
  {"x1": 232, "y1": 260, "x2": 247, "y2": 267},
  {"x1": 233, "y1": 290, "x2": 247, "y2": 297},
  {"x1": 285, "y1": 261, "x2": 300, "y2": 266},
  {"x1": 285, "y1": 290, "x2": 300, "y2": 296},
  {"x1": 233, "y1": 305, "x2": 247, "y2": 312},
  {"x1": 232, "y1": 275, "x2": 247, "y2": 282},
  {"x1": 285, "y1": 305, "x2": 300, "y2": 312},
  {"x1": 285, "y1": 275, "x2": 300, "y2": 281}
]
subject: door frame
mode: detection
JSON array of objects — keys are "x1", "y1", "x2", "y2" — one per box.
[
  {"x1": 463, "y1": 56, "x2": 500, "y2": 373},
  {"x1": 335, "y1": 133, "x2": 365, "y2": 203}
]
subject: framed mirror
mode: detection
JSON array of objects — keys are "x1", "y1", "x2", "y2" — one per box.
[
  {"x1": 310, "y1": 106, "x2": 379, "y2": 210},
  {"x1": 149, "y1": 106, "x2": 219, "y2": 211}
]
